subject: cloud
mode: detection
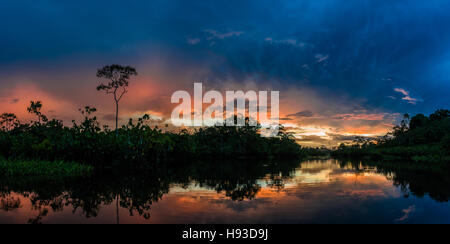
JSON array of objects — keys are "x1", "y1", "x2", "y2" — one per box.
[
  {"x1": 332, "y1": 113, "x2": 386, "y2": 121},
  {"x1": 403, "y1": 96, "x2": 420, "y2": 104},
  {"x1": 288, "y1": 110, "x2": 314, "y2": 118},
  {"x1": 395, "y1": 205, "x2": 416, "y2": 222},
  {"x1": 296, "y1": 135, "x2": 329, "y2": 144},
  {"x1": 205, "y1": 30, "x2": 244, "y2": 40},
  {"x1": 1, "y1": 0, "x2": 448, "y2": 147},
  {"x1": 394, "y1": 88, "x2": 409, "y2": 96},
  {"x1": 187, "y1": 38, "x2": 201, "y2": 45},
  {"x1": 315, "y1": 54, "x2": 329, "y2": 63},
  {"x1": 10, "y1": 98, "x2": 19, "y2": 104},
  {"x1": 279, "y1": 117, "x2": 294, "y2": 121},
  {"x1": 0, "y1": 98, "x2": 20, "y2": 104},
  {"x1": 326, "y1": 133, "x2": 377, "y2": 142},
  {"x1": 0, "y1": 82, "x2": 78, "y2": 123},
  {"x1": 103, "y1": 114, "x2": 116, "y2": 121},
  {"x1": 295, "y1": 132, "x2": 379, "y2": 147},
  {"x1": 189, "y1": 29, "x2": 245, "y2": 46},
  {"x1": 394, "y1": 88, "x2": 422, "y2": 105},
  {"x1": 265, "y1": 38, "x2": 306, "y2": 48}
]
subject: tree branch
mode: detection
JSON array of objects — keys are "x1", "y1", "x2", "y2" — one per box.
[{"x1": 118, "y1": 87, "x2": 128, "y2": 102}]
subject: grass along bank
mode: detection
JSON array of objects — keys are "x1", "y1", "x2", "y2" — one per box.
[{"x1": 0, "y1": 160, "x2": 93, "y2": 178}]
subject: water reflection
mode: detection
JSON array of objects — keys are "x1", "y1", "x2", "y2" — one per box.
[{"x1": 1, "y1": 159, "x2": 450, "y2": 224}]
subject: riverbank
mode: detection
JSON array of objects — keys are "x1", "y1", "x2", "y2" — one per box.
[
  {"x1": 331, "y1": 145, "x2": 450, "y2": 164},
  {"x1": 0, "y1": 160, "x2": 93, "y2": 179},
  {"x1": 331, "y1": 109, "x2": 450, "y2": 165}
]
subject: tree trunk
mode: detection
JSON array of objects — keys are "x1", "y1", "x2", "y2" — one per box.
[
  {"x1": 116, "y1": 194, "x2": 120, "y2": 224},
  {"x1": 115, "y1": 102, "x2": 119, "y2": 137}
]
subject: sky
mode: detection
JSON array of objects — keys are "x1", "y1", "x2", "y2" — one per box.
[{"x1": 1, "y1": 0, "x2": 450, "y2": 147}]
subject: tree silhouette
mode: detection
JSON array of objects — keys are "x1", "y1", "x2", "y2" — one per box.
[
  {"x1": 430, "y1": 109, "x2": 450, "y2": 121},
  {"x1": 96, "y1": 65, "x2": 137, "y2": 135},
  {"x1": 27, "y1": 101, "x2": 47, "y2": 124},
  {"x1": 409, "y1": 114, "x2": 429, "y2": 130},
  {"x1": 0, "y1": 113, "x2": 19, "y2": 131}
]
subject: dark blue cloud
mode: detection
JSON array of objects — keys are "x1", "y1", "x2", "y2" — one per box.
[{"x1": 1, "y1": 0, "x2": 449, "y2": 115}]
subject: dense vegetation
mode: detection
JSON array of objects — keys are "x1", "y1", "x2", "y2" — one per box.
[
  {"x1": 0, "y1": 160, "x2": 93, "y2": 178},
  {"x1": 0, "y1": 65, "x2": 308, "y2": 175},
  {"x1": 332, "y1": 109, "x2": 450, "y2": 163},
  {"x1": 0, "y1": 104, "x2": 304, "y2": 169}
]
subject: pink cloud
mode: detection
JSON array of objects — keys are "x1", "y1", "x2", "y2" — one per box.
[
  {"x1": 394, "y1": 88, "x2": 421, "y2": 105},
  {"x1": 394, "y1": 88, "x2": 409, "y2": 96}
]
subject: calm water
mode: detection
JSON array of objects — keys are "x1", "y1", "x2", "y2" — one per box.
[{"x1": 1, "y1": 159, "x2": 449, "y2": 224}]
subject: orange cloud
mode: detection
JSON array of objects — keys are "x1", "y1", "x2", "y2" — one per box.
[
  {"x1": 0, "y1": 82, "x2": 78, "y2": 123},
  {"x1": 0, "y1": 60, "x2": 400, "y2": 147}
]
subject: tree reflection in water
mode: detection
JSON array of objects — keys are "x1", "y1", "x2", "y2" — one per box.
[
  {"x1": 342, "y1": 160, "x2": 450, "y2": 202},
  {"x1": 1, "y1": 159, "x2": 449, "y2": 223},
  {"x1": 0, "y1": 159, "x2": 299, "y2": 223},
  {"x1": 0, "y1": 193, "x2": 21, "y2": 212}
]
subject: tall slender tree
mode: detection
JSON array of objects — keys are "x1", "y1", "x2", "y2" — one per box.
[{"x1": 96, "y1": 65, "x2": 137, "y2": 135}]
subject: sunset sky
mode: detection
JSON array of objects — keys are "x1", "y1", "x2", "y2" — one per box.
[{"x1": 1, "y1": 0, "x2": 449, "y2": 147}]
